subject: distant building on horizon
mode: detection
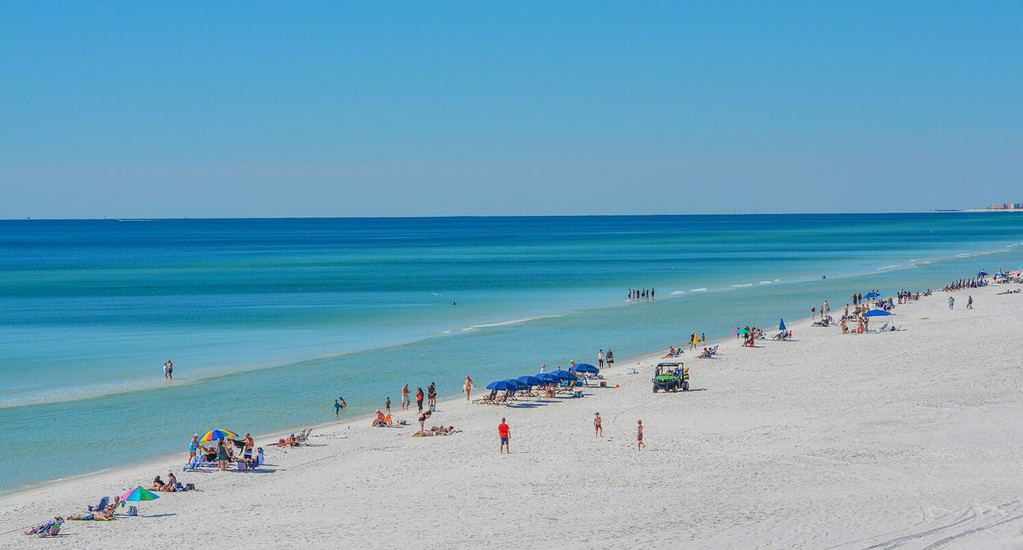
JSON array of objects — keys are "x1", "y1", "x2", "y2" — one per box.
[{"x1": 987, "y1": 202, "x2": 1022, "y2": 210}]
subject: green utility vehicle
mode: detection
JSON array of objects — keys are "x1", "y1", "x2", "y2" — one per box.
[{"x1": 652, "y1": 361, "x2": 689, "y2": 393}]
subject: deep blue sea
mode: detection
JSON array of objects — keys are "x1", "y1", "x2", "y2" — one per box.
[{"x1": 2, "y1": 214, "x2": 1021, "y2": 490}]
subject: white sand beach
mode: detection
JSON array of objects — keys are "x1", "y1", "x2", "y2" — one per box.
[{"x1": 3, "y1": 282, "x2": 1023, "y2": 549}]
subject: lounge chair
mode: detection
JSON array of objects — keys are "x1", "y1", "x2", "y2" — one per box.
[
  {"x1": 183, "y1": 454, "x2": 203, "y2": 472},
  {"x1": 88, "y1": 496, "x2": 110, "y2": 512}
]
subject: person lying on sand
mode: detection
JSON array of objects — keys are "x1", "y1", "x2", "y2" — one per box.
[{"x1": 68, "y1": 510, "x2": 115, "y2": 521}]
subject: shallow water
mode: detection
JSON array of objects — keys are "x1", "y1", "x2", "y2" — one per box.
[{"x1": 1, "y1": 214, "x2": 1021, "y2": 490}]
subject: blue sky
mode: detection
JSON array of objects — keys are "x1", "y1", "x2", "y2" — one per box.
[{"x1": 1, "y1": 2, "x2": 1020, "y2": 217}]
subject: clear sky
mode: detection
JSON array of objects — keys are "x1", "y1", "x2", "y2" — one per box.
[{"x1": 1, "y1": 2, "x2": 1020, "y2": 218}]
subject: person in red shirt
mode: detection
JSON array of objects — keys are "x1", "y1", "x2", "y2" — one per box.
[{"x1": 498, "y1": 417, "x2": 510, "y2": 454}]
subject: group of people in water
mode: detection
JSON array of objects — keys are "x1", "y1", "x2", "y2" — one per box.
[{"x1": 627, "y1": 288, "x2": 655, "y2": 301}]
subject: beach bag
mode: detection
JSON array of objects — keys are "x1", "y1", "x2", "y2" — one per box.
[
  {"x1": 185, "y1": 483, "x2": 196, "y2": 491},
  {"x1": 128, "y1": 505, "x2": 138, "y2": 516}
]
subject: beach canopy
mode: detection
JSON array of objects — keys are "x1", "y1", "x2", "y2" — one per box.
[
  {"x1": 573, "y1": 363, "x2": 599, "y2": 374},
  {"x1": 864, "y1": 309, "x2": 893, "y2": 317},
  {"x1": 864, "y1": 291, "x2": 882, "y2": 299},
  {"x1": 550, "y1": 369, "x2": 578, "y2": 381},
  {"x1": 121, "y1": 486, "x2": 160, "y2": 502},
  {"x1": 516, "y1": 375, "x2": 543, "y2": 387},
  {"x1": 486, "y1": 379, "x2": 520, "y2": 391},
  {"x1": 778, "y1": 318, "x2": 786, "y2": 331},
  {"x1": 199, "y1": 428, "x2": 238, "y2": 443},
  {"x1": 537, "y1": 373, "x2": 559, "y2": 384}
]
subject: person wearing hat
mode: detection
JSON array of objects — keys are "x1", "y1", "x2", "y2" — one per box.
[{"x1": 187, "y1": 433, "x2": 199, "y2": 463}]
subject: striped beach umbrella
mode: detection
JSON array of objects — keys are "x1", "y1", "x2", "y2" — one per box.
[
  {"x1": 121, "y1": 486, "x2": 160, "y2": 502},
  {"x1": 198, "y1": 428, "x2": 237, "y2": 443}
]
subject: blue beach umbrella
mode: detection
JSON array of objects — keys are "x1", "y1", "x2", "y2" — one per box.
[
  {"x1": 486, "y1": 380, "x2": 514, "y2": 391},
  {"x1": 864, "y1": 309, "x2": 892, "y2": 317},
  {"x1": 573, "y1": 364, "x2": 599, "y2": 374},
  {"x1": 778, "y1": 319, "x2": 786, "y2": 331},
  {"x1": 977, "y1": 271, "x2": 989, "y2": 277},
  {"x1": 996, "y1": 272, "x2": 1007, "y2": 277},
  {"x1": 537, "y1": 373, "x2": 559, "y2": 384},
  {"x1": 516, "y1": 375, "x2": 542, "y2": 387},
  {"x1": 864, "y1": 291, "x2": 881, "y2": 299},
  {"x1": 550, "y1": 369, "x2": 578, "y2": 381}
]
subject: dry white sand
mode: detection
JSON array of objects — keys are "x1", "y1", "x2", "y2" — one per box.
[{"x1": 3, "y1": 283, "x2": 1023, "y2": 549}]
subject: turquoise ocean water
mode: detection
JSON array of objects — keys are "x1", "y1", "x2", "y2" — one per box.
[{"x1": 1, "y1": 214, "x2": 1021, "y2": 491}]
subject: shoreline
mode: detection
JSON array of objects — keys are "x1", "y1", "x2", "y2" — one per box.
[{"x1": 4, "y1": 279, "x2": 1022, "y2": 548}]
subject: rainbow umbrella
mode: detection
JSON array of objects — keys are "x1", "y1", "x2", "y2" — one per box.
[
  {"x1": 198, "y1": 428, "x2": 237, "y2": 443},
  {"x1": 121, "y1": 486, "x2": 160, "y2": 502}
]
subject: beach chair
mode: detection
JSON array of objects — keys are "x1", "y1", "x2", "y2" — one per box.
[
  {"x1": 88, "y1": 496, "x2": 110, "y2": 512},
  {"x1": 183, "y1": 454, "x2": 203, "y2": 472}
]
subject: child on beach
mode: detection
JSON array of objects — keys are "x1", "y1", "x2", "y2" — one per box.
[
  {"x1": 498, "y1": 417, "x2": 511, "y2": 454},
  {"x1": 636, "y1": 420, "x2": 644, "y2": 450}
]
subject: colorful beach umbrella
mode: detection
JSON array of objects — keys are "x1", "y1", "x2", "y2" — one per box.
[
  {"x1": 198, "y1": 428, "x2": 237, "y2": 443},
  {"x1": 121, "y1": 486, "x2": 160, "y2": 502}
]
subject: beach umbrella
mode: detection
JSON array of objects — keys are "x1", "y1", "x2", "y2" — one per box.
[
  {"x1": 573, "y1": 364, "x2": 599, "y2": 374},
  {"x1": 486, "y1": 380, "x2": 514, "y2": 391},
  {"x1": 121, "y1": 486, "x2": 160, "y2": 503},
  {"x1": 864, "y1": 309, "x2": 892, "y2": 317},
  {"x1": 996, "y1": 272, "x2": 1007, "y2": 277},
  {"x1": 778, "y1": 318, "x2": 786, "y2": 331},
  {"x1": 977, "y1": 271, "x2": 989, "y2": 277},
  {"x1": 516, "y1": 375, "x2": 543, "y2": 387},
  {"x1": 198, "y1": 428, "x2": 238, "y2": 443},
  {"x1": 864, "y1": 291, "x2": 881, "y2": 299},
  {"x1": 537, "y1": 373, "x2": 559, "y2": 384},
  {"x1": 550, "y1": 369, "x2": 578, "y2": 381}
]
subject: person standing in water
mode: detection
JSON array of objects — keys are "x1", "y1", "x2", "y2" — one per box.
[
  {"x1": 401, "y1": 384, "x2": 410, "y2": 411},
  {"x1": 166, "y1": 359, "x2": 173, "y2": 380},
  {"x1": 464, "y1": 376, "x2": 473, "y2": 401},
  {"x1": 385, "y1": 396, "x2": 391, "y2": 414},
  {"x1": 333, "y1": 399, "x2": 342, "y2": 417}
]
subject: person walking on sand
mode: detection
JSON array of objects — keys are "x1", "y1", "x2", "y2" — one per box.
[
  {"x1": 636, "y1": 420, "x2": 645, "y2": 450},
  {"x1": 498, "y1": 417, "x2": 511, "y2": 454},
  {"x1": 416, "y1": 387, "x2": 424, "y2": 413},
  {"x1": 606, "y1": 348, "x2": 614, "y2": 366},
  {"x1": 594, "y1": 412, "x2": 603, "y2": 437},
  {"x1": 948, "y1": 296, "x2": 955, "y2": 310},
  {"x1": 401, "y1": 384, "x2": 410, "y2": 411},
  {"x1": 597, "y1": 349, "x2": 604, "y2": 369},
  {"x1": 967, "y1": 295, "x2": 974, "y2": 310},
  {"x1": 188, "y1": 433, "x2": 200, "y2": 463},
  {"x1": 464, "y1": 376, "x2": 473, "y2": 401},
  {"x1": 427, "y1": 382, "x2": 437, "y2": 410},
  {"x1": 690, "y1": 332, "x2": 698, "y2": 351}
]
